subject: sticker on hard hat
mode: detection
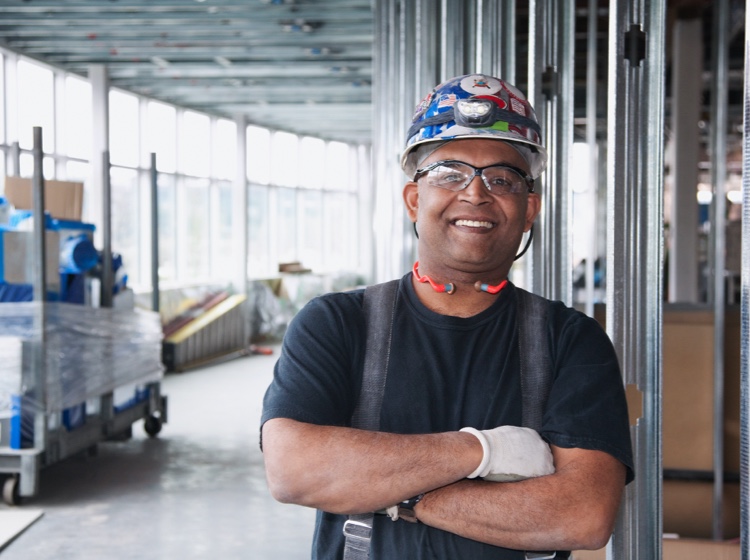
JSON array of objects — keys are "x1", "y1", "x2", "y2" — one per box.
[
  {"x1": 437, "y1": 93, "x2": 458, "y2": 109},
  {"x1": 460, "y1": 75, "x2": 502, "y2": 95}
]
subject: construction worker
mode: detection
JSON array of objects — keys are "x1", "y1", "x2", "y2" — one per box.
[{"x1": 261, "y1": 73, "x2": 633, "y2": 559}]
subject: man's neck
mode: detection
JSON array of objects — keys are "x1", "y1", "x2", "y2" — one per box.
[{"x1": 410, "y1": 274, "x2": 506, "y2": 318}]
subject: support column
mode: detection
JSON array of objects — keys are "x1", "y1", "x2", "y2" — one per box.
[
  {"x1": 668, "y1": 17, "x2": 702, "y2": 302},
  {"x1": 233, "y1": 114, "x2": 248, "y2": 297},
  {"x1": 89, "y1": 64, "x2": 109, "y2": 245}
]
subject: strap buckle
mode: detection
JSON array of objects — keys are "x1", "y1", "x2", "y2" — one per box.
[{"x1": 343, "y1": 519, "x2": 373, "y2": 542}]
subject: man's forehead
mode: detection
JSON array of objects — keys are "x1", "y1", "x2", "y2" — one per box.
[{"x1": 426, "y1": 139, "x2": 530, "y2": 169}]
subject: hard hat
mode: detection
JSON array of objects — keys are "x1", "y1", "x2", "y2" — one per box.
[{"x1": 401, "y1": 74, "x2": 547, "y2": 179}]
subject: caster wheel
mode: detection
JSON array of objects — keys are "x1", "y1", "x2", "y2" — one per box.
[
  {"x1": 144, "y1": 415, "x2": 162, "y2": 437},
  {"x1": 3, "y1": 476, "x2": 20, "y2": 506}
]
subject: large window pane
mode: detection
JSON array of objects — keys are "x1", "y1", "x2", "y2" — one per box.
[
  {"x1": 157, "y1": 175, "x2": 176, "y2": 282},
  {"x1": 179, "y1": 111, "x2": 210, "y2": 177},
  {"x1": 109, "y1": 90, "x2": 139, "y2": 168},
  {"x1": 299, "y1": 136, "x2": 325, "y2": 189},
  {"x1": 213, "y1": 119, "x2": 236, "y2": 181},
  {"x1": 65, "y1": 161, "x2": 90, "y2": 183},
  {"x1": 247, "y1": 126, "x2": 271, "y2": 184},
  {"x1": 64, "y1": 75, "x2": 92, "y2": 160},
  {"x1": 211, "y1": 180, "x2": 234, "y2": 280},
  {"x1": 145, "y1": 101, "x2": 176, "y2": 173},
  {"x1": 19, "y1": 154, "x2": 54, "y2": 180},
  {"x1": 18, "y1": 60, "x2": 55, "y2": 152},
  {"x1": 248, "y1": 184, "x2": 270, "y2": 276},
  {"x1": 271, "y1": 131, "x2": 298, "y2": 187},
  {"x1": 110, "y1": 166, "x2": 139, "y2": 285},
  {"x1": 276, "y1": 188, "x2": 297, "y2": 264},
  {"x1": 325, "y1": 141, "x2": 350, "y2": 191},
  {"x1": 298, "y1": 190, "x2": 322, "y2": 271},
  {"x1": 323, "y1": 192, "x2": 357, "y2": 272},
  {"x1": 179, "y1": 177, "x2": 210, "y2": 281}
]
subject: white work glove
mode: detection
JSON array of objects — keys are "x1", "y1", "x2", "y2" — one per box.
[{"x1": 460, "y1": 426, "x2": 555, "y2": 482}]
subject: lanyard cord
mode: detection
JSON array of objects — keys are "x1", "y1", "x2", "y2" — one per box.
[{"x1": 412, "y1": 261, "x2": 508, "y2": 295}]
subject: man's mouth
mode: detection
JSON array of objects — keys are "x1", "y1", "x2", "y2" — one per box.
[{"x1": 453, "y1": 219, "x2": 495, "y2": 229}]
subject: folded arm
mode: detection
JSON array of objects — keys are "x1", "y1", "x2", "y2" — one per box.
[
  {"x1": 263, "y1": 418, "x2": 626, "y2": 551},
  {"x1": 262, "y1": 417, "x2": 482, "y2": 514},
  {"x1": 414, "y1": 445, "x2": 627, "y2": 551}
]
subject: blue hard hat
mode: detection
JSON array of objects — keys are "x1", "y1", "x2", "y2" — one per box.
[{"x1": 401, "y1": 74, "x2": 547, "y2": 179}]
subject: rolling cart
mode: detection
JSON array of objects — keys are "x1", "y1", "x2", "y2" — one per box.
[{"x1": 0, "y1": 128, "x2": 167, "y2": 505}]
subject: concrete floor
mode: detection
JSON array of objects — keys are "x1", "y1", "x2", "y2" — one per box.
[{"x1": 0, "y1": 345, "x2": 316, "y2": 559}]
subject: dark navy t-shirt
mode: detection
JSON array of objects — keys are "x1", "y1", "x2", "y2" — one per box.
[{"x1": 261, "y1": 274, "x2": 634, "y2": 559}]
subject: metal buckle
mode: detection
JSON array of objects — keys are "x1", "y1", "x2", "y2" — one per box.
[
  {"x1": 343, "y1": 519, "x2": 372, "y2": 542},
  {"x1": 525, "y1": 553, "x2": 557, "y2": 560}
]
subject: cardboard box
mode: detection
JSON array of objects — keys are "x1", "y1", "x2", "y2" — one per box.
[
  {"x1": 4, "y1": 176, "x2": 83, "y2": 221},
  {"x1": 573, "y1": 538, "x2": 740, "y2": 559},
  {"x1": 663, "y1": 480, "x2": 740, "y2": 539}
]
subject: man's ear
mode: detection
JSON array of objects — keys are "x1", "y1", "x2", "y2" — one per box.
[
  {"x1": 524, "y1": 193, "x2": 541, "y2": 232},
  {"x1": 403, "y1": 181, "x2": 419, "y2": 222}
]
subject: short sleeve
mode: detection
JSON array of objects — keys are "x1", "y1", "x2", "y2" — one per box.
[
  {"x1": 542, "y1": 308, "x2": 635, "y2": 483},
  {"x1": 261, "y1": 291, "x2": 365, "y2": 429}
]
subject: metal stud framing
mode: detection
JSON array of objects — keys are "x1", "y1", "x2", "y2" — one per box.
[
  {"x1": 740, "y1": 3, "x2": 750, "y2": 556},
  {"x1": 709, "y1": 0, "x2": 730, "y2": 541},
  {"x1": 527, "y1": 0, "x2": 574, "y2": 303},
  {"x1": 606, "y1": 0, "x2": 665, "y2": 558}
]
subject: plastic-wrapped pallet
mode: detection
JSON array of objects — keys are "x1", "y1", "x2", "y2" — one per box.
[{"x1": 0, "y1": 302, "x2": 164, "y2": 448}]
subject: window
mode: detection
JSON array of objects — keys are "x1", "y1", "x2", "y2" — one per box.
[
  {"x1": 247, "y1": 126, "x2": 271, "y2": 184},
  {"x1": 271, "y1": 131, "x2": 299, "y2": 187},
  {"x1": 110, "y1": 166, "x2": 140, "y2": 284},
  {"x1": 18, "y1": 60, "x2": 55, "y2": 152},
  {"x1": 276, "y1": 188, "x2": 297, "y2": 263},
  {"x1": 210, "y1": 180, "x2": 234, "y2": 279},
  {"x1": 298, "y1": 190, "x2": 323, "y2": 271},
  {"x1": 157, "y1": 174, "x2": 177, "y2": 282},
  {"x1": 179, "y1": 177, "x2": 210, "y2": 280},
  {"x1": 179, "y1": 111, "x2": 210, "y2": 178},
  {"x1": 109, "y1": 90, "x2": 139, "y2": 168},
  {"x1": 248, "y1": 184, "x2": 270, "y2": 276},
  {"x1": 326, "y1": 141, "x2": 350, "y2": 191},
  {"x1": 145, "y1": 101, "x2": 176, "y2": 173},
  {"x1": 299, "y1": 136, "x2": 325, "y2": 189},
  {"x1": 213, "y1": 119, "x2": 237, "y2": 181},
  {"x1": 63, "y1": 76, "x2": 92, "y2": 160},
  {"x1": 323, "y1": 192, "x2": 357, "y2": 271}
]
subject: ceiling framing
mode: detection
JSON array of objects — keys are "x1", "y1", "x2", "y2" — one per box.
[{"x1": 0, "y1": 0, "x2": 374, "y2": 144}]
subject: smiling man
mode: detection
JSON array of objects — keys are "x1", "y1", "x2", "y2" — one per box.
[{"x1": 261, "y1": 74, "x2": 634, "y2": 560}]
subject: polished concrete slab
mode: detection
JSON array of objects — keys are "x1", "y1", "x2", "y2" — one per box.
[{"x1": 0, "y1": 345, "x2": 316, "y2": 559}]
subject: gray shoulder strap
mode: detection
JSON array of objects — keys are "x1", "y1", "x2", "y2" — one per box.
[
  {"x1": 515, "y1": 288, "x2": 552, "y2": 432},
  {"x1": 344, "y1": 279, "x2": 400, "y2": 560},
  {"x1": 350, "y1": 279, "x2": 400, "y2": 431}
]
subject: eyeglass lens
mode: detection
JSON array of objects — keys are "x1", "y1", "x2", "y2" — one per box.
[{"x1": 419, "y1": 162, "x2": 527, "y2": 194}]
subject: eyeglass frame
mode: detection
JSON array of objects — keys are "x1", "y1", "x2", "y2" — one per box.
[{"x1": 413, "y1": 159, "x2": 535, "y2": 194}]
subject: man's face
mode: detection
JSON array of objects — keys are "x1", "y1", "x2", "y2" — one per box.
[{"x1": 403, "y1": 138, "x2": 541, "y2": 279}]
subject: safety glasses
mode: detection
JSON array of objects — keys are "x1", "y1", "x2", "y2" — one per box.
[{"x1": 414, "y1": 160, "x2": 534, "y2": 195}]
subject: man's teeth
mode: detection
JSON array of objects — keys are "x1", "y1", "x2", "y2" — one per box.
[{"x1": 454, "y1": 219, "x2": 494, "y2": 228}]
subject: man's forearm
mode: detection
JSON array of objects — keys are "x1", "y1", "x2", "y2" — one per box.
[
  {"x1": 414, "y1": 446, "x2": 627, "y2": 551},
  {"x1": 262, "y1": 418, "x2": 482, "y2": 514}
]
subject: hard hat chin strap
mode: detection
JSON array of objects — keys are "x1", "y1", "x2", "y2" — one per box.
[{"x1": 514, "y1": 226, "x2": 533, "y2": 261}]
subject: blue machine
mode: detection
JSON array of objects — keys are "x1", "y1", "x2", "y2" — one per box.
[{"x1": 0, "y1": 211, "x2": 123, "y2": 304}]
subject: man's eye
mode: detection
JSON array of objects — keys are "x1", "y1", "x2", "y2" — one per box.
[
  {"x1": 434, "y1": 170, "x2": 464, "y2": 183},
  {"x1": 489, "y1": 176, "x2": 513, "y2": 187}
]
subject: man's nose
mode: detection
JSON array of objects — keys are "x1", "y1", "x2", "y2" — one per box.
[{"x1": 460, "y1": 173, "x2": 492, "y2": 201}]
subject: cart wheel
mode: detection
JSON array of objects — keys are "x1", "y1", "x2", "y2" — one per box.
[
  {"x1": 3, "y1": 476, "x2": 20, "y2": 506},
  {"x1": 144, "y1": 415, "x2": 162, "y2": 437}
]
